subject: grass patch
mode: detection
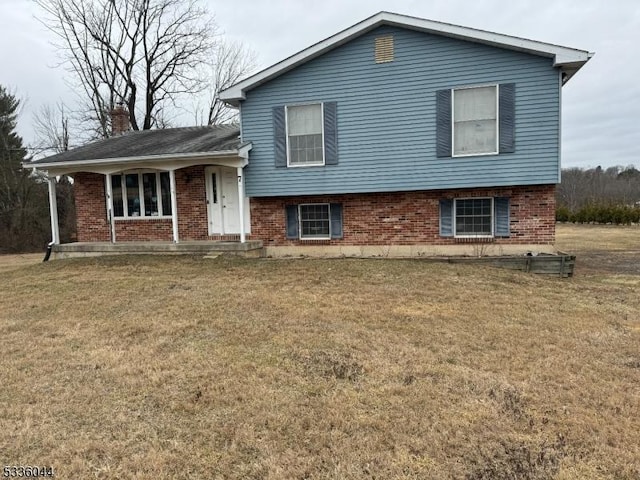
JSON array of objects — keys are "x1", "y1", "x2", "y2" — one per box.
[{"x1": 0, "y1": 226, "x2": 639, "y2": 478}]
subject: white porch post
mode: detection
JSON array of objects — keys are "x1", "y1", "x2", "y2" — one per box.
[
  {"x1": 237, "y1": 166, "x2": 245, "y2": 243},
  {"x1": 47, "y1": 176, "x2": 60, "y2": 245},
  {"x1": 169, "y1": 169, "x2": 179, "y2": 243},
  {"x1": 105, "y1": 173, "x2": 116, "y2": 243}
]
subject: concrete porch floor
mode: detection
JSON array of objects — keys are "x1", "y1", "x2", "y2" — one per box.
[{"x1": 52, "y1": 240, "x2": 264, "y2": 259}]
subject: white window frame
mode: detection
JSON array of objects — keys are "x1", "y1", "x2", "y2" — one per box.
[
  {"x1": 285, "y1": 102, "x2": 325, "y2": 168},
  {"x1": 451, "y1": 84, "x2": 499, "y2": 158},
  {"x1": 298, "y1": 203, "x2": 331, "y2": 240},
  {"x1": 453, "y1": 197, "x2": 494, "y2": 238},
  {"x1": 110, "y1": 171, "x2": 172, "y2": 220}
]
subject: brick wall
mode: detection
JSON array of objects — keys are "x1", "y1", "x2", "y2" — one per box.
[
  {"x1": 74, "y1": 172, "x2": 110, "y2": 242},
  {"x1": 176, "y1": 166, "x2": 208, "y2": 240},
  {"x1": 74, "y1": 170, "x2": 554, "y2": 245},
  {"x1": 250, "y1": 185, "x2": 556, "y2": 246}
]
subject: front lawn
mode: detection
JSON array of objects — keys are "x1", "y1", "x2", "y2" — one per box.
[{"x1": 1, "y1": 225, "x2": 638, "y2": 479}]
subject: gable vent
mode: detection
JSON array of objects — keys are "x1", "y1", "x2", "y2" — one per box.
[{"x1": 375, "y1": 35, "x2": 394, "y2": 63}]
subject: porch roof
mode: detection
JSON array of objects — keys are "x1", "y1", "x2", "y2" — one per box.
[{"x1": 24, "y1": 125, "x2": 247, "y2": 174}]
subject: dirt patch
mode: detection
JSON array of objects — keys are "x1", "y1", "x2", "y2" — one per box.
[
  {"x1": 571, "y1": 249, "x2": 640, "y2": 275},
  {"x1": 295, "y1": 350, "x2": 365, "y2": 382},
  {"x1": 556, "y1": 224, "x2": 640, "y2": 275}
]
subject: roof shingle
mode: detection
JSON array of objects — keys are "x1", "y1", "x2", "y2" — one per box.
[{"x1": 30, "y1": 125, "x2": 241, "y2": 164}]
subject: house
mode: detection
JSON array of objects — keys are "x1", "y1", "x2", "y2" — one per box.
[{"x1": 26, "y1": 12, "x2": 593, "y2": 258}]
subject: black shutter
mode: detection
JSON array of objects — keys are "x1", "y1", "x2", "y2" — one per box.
[
  {"x1": 273, "y1": 106, "x2": 287, "y2": 167},
  {"x1": 330, "y1": 203, "x2": 343, "y2": 239},
  {"x1": 436, "y1": 89, "x2": 452, "y2": 158},
  {"x1": 439, "y1": 199, "x2": 454, "y2": 237},
  {"x1": 499, "y1": 83, "x2": 515, "y2": 154},
  {"x1": 285, "y1": 205, "x2": 298, "y2": 239},
  {"x1": 494, "y1": 197, "x2": 510, "y2": 237},
  {"x1": 324, "y1": 102, "x2": 338, "y2": 165}
]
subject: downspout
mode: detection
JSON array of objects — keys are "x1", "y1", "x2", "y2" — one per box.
[{"x1": 43, "y1": 242, "x2": 54, "y2": 262}]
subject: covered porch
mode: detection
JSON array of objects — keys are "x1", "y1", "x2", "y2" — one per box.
[{"x1": 24, "y1": 126, "x2": 255, "y2": 255}]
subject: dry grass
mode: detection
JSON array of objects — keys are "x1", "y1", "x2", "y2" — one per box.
[
  {"x1": 0, "y1": 253, "x2": 42, "y2": 273},
  {"x1": 1, "y1": 225, "x2": 639, "y2": 479},
  {"x1": 557, "y1": 223, "x2": 640, "y2": 252}
]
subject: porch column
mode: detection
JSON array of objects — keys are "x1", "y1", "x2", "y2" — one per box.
[
  {"x1": 237, "y1": 166, "x2": 245, "y2": 243},
  {"x1": 105, "y1": 173, "x2": 116, "y2": 243},
  {"x1": 47, "y1": 176, "x2": 60, "y2": 245},
  {"x1": 169, "y1": 169, "x2": 179, "y2": 243}
]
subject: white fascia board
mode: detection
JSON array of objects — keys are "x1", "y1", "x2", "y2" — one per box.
[
  {"x1": 238, "y1": 142, "x2": 252, "y2": 160},
  {"x1": 23, "y1": 149, "x2": 243, "y2": 171},
  {"x1": 383, "y1": 13, "x2": 593, "y2": 65},
  {"x1": 220, "y1": 11, "x2": 593, "y2": 103}
]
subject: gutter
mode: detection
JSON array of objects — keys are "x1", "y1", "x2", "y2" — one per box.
[{"x1": 23, "y1": 148, "x2": 246, "y2": 170}]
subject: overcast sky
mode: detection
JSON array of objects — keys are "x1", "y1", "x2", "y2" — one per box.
[{"x1": 1, "y1": 0, "x2": 638, "y2": 169}]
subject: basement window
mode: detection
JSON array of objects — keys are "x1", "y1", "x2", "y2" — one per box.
[
  {"x1": 375, "y1": 35, "x2": 394, "y2": 63},
  {"x1": 454, "y1": 198, "x2": 493, "y2": 237},
  {"x1": 299, "y1": 204, "x2": 330, "y2": 239}
]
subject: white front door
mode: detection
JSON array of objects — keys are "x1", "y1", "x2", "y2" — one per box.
[{"x1": 205, "y1": 166, "x2": 240, "y2": 235}]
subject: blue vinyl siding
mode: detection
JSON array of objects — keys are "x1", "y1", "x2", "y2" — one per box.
[{"x1": 241, "y1": 26, "x2": 560, "y2": 197}]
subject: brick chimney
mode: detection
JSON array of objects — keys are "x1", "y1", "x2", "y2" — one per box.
[{"x1": 111, "y1": 104, "x2": 130, "y2": 136}]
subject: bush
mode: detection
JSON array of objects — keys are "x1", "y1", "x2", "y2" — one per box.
[
  {"x1": 557, "y1": 203, "x2": 640, "y2": 224},
  {"x1": 555, "y1": 206, "x2": 571, "y2": 222}
]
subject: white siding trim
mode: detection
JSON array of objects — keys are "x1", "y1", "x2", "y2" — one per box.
[{"x1": 558, "y1": 70, "x2": 563, "y2": 182}]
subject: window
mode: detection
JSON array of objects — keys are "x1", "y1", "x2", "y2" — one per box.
[
  {"x1": 111, "y1": 175, "x2": 124, "y2": 217},
  {"x1": 125, "y1": 174, "x2": 140, "y2": 216},
  {"x1": 110, "y1": 172, "x2": 172, "y2": 218},
  {"x1": 286, "y1": 104, "x2": 324, "y2": 166},
  {"x1": 299, "y1": 204, "x2": 330, "y2": 239},
  {"x1": 436, "y1": 84, "x2": 514, "y2": 158},
  {"x1": 452, "y1": 85, "x2": 498, "y2": 156},
  {"x1": 454, "y1": 198, "x2": 493, "y2": 237},
  {"x1": 273, "y1": 102, "x2": 337, "y2": 168},
  {"x1": 440, "y1": 197, "x2": 509, "y2": 238},
  {"x1": 286, "y1": 203, "x2": 343, "y2": 240}
]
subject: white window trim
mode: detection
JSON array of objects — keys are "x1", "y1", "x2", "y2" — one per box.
[
  {"x1": 286, "y1": 102, "x2": 325, "y2": 168},
  {"x1": 451, "y1": 84, "x2": 500, "y2": 158},
  {"x1": 298, "y1": 203, "x2": 331, "y2": 240},
  {"x1": 112, "y1": 171, "x2": 173, "y2": 220},
  {"x1": 453, "y1": 197, "x2": 494, "y2": 238}
]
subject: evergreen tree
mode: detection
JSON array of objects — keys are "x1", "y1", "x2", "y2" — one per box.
[{"x1": 0, "y1": 86, "x2": 50, "y2": 252}]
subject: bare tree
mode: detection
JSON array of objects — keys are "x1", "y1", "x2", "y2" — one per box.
[
  {"x1": 205, "y1": 40, "x2": 257, "y2": 125},
  {"x1": 36, "y1": 0, "x2": 216, "y2": 139},
  {"x1": 33, "y1": 102, "x2": 70, "y2": 156},
  {"x1": 558, "y1": 165, "x2": 640, "y2": 211}
]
